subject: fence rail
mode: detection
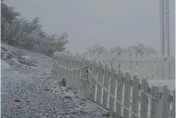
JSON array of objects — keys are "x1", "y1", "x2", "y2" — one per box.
[{"x1": 53, "y1": 53, "x2": 175, "y2": 118}]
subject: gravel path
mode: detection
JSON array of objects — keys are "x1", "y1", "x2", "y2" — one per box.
[{"x1": 1, "y1": 45, "x2": 106, "y2": 118}]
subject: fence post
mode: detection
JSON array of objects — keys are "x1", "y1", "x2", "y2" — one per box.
[
  {"x1": 151, "y1": 86, "x2": 160, "y2": 118},
  {"x1": 52, "y1": 57, "x2": 57, "y2": 80},
  {"x1": 58, "y1": 56, "x2": 63, "y2": 82},
  {"x1": 75, "y1": 56, "x2": 81, "y2": 95},
  {"x1": 74, "y1": 56, "x2": 79, "y2": 93},
  {"x1": 59, "y1": 56, "x2": 63, "y2": 82},
  {"x1": 172, "y1": 90, "x2": 175, "y2": 118},
  {"x1": 87, "y1": 60, "x2": 93, "y2": 100},
  {"x1": 123, "y1": 72, "x2": 131, "y2": 118},
  {"x1": 62, "y1": 55, "x2": 66, "y2": 81},
  {"x1": 64, "y1": 55, "x2": 68, "y2": 86},
  {"x1": 102, "y1": 63, "x2": 110, "y2": 110},
  {"x1": 109, "y1": 66, "x2": 116, "y2": 114},
  {"x1": 72, "y1": 56, "x2": 77, "y2": 91},
  {"x1": 132, "y1": 75, "x2": 139, "y2": 118},
  {"x1": 56, "y1": 56, "x2": 60, "y2": 80},
  {"x1": 80, "y1": 58, "x2": 85, "y2": 97},
  {"x1": 116, "y1": 70, "x2": 124, "y2": 117},
  {"x1": 161, "y1": 57, "x2": 165, "y2": 80},
  {"x1": 159, "y1": 85, "x2": 170, "y2": 118},
  {"x1": 91, "y1": 61, "x2": 98, "y2": 102},
  {"x1": 140, "y1": 79, "x2": 149, "y2": 118},
  {"x1": 67, "y1": 55, "x2": 71, "y2": 87},
  {"x1": 69, "y1": 55, "x2": 74, "y2": 88},
  {"x1": 96, "y1": 62, "x2": 104, "y2": 106},
  {"x1": 83, "y1": 60, "x2": 89, "y2": 99}
]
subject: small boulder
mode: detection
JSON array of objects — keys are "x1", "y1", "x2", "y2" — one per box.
[
  {"x1": 60, "y1": 78, "x2": 66, "y2": 87},
  {"x1": 102, "y1": 112, "x2": 110, "y2": 117},
  {"x1": 64, "y1": 96, "x2": 72, "y2": 100},
  {"x1": 14, "y1": 99, "x2": 21, "y2": 102},
  {"x1": 43, "y1": 88, "x2": 50, "y2": 91}
]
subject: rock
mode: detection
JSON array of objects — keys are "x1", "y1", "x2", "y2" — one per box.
[
  {"x1": 1, "y1": 47, "x2": 8, "y2": 51},
  {"x1": 6, "y1": 58, "x2": 21, "y2": 67},
  {"x1": 49, "y1": 89, "x2": 53, "y2": 92},
  {"x1": 1, "y1": 51, "x2": 5, "y2": 58},
  {"x1": 17, "y1": 106, "x2": 22, "y2": 109},
  {"x1": 102, "y1": 112, "x2": 110, "y2": 117},
  {"x1": 79, "y1": 110, "x2": 87, "y2": 115},
  {"x1": 14, "y1": 99, "x2": 21, "y2": 102},
  {"x1": 61, "y1": 78, "x2": 66, "y2": 87},
  {"x1": 17, "y1": 57, "x2": 38, "y2": 67},
  {"x1": 1, "y1": 50, "x2": 13, "y2": 60},
  {"x1": 43, "y1": 88, "x2": 50, "y2": 91},
  {"x1": 11, "y1": 51, "x2": 25, "y2": 57},
  {"x1": 6, "y1": 53, "x2": 13, "y2": 60},
  {"x1": 65, "y1": 87, "x2": 71, "y2": 92},
  {"x1": 64, "y1": 96, "x2": 72, "y2": 100}
]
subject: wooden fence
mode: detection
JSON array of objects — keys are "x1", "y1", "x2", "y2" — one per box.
[
  {"x1": 53, "y1": 53, "x2": 175, "y2": 118},
  {"x1": 88, "y1": 53, "x2": 175, "y2": 80}
]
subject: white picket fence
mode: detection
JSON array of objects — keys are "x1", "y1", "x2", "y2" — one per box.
[
  {"x1": 53, "y1": 53, "x2": 175, "y2": 118},
  {"x1": 87, "y1": 53, "x2": 175, "y2": 80}
]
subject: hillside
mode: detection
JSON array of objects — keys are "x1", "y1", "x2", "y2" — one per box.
[{"x1": 1, "y1": 44, "x2": 106, "y2": 118}]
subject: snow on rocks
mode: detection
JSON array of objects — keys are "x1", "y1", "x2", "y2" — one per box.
[
  {"x1": 17, "y1": 55, "x2": 38, "y2": 67},
  {"x1": 1, "y1": 45, "x2": 38, "y2": 67}
]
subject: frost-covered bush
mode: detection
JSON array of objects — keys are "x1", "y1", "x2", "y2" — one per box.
[
  {"x1": 84, "y1": 43, "x2": 157, "y2": 57},
  {"x1": 1, "y1": 1, "x2": 69, "y2": 57}
]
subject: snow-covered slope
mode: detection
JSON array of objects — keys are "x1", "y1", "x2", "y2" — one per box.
[{"x1": 1, "y1": 44, "x2": 106, "y2": 118}]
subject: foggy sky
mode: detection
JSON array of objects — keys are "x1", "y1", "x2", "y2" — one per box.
[{"x1": 5, "y1": 0, "x2": 175, "y2": 55}]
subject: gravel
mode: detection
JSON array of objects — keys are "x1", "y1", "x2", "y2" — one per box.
[{"x1": 1, "y1": 44, "x2": 106, "y2": 118}]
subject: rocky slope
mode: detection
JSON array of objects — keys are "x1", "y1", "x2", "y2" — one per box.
[{"x1": 1, "y1": 44, "x2": 107, "y2": 118}]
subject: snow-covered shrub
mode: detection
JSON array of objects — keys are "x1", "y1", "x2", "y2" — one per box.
[{"x1": 2, "y1": 1, "x2": 69, "y2": 56}]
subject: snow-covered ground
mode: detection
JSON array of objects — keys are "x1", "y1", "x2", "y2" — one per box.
[
  {"x1": 1, "y1": 44, "x2": 106, "y2": 118},
  {"x1": 1, "y1": 44, "x2": 175, "y2": 118}
]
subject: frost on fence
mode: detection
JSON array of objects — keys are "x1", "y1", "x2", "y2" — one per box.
[
  {"x1": 53, "y1": 52, "x2": 175, "y2": 118},
  {"x1": 89, "y1": 53, "x2": 175, "y2": 80}
]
